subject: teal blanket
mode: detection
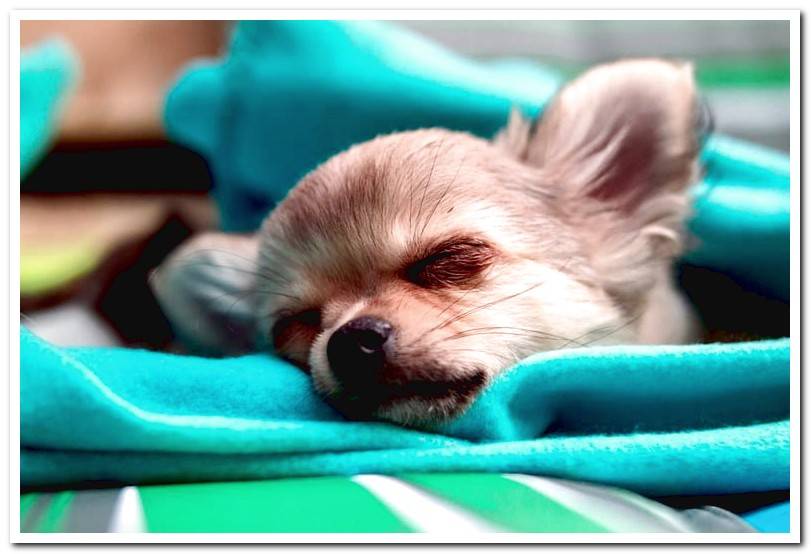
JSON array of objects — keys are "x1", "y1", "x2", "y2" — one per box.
[
  {"x1": 165, "y1": 21, "x2": 561, "y2": 232},
  {"x1": 21, "y1": 329, "x2": 788, "y2": 495},
  {"x1": 21, "y1": 21, "x2": 790, "y2": 495}
]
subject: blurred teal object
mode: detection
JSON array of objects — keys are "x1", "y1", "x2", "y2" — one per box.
[
  {"x1": 20, "y1": 39, "x2": 77, "y2": 178},
  {"x1": 743, "y1": 501, "x2": 790, "y2": 533},
  {"x1": 165, "y1": 20, "x2": 790, "y2": 302},
  {"x1": 165, "y1": 20, "x2": 561, "y2": 232}
]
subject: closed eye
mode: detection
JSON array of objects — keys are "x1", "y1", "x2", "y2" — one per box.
[
  {"x1": 404, "y1": 236, "x2": 497, "y2": 289},
  {"x1": 271, "y1": 308, "x2": 322, "y2": 350}
]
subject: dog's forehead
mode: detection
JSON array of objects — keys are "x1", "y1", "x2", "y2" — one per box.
[
  {"x1": 258, "y1": 132, "x2": 518, "y2": 294},
  {"x1": 270, "y1": 134, "x2": 500, "y2": 241}
]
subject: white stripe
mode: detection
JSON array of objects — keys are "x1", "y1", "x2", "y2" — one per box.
[
  {"x1": 351, "y1": 475, "x2": 502, "y2": 534},
  {"x1": 505, "y1": 474, "x2": 692, "y2": 533},
  {"x1": 108, "y1": 487, "x2": 146, "y2": 533}
]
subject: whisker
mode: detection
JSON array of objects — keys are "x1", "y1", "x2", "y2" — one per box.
[
  {"x1": 167, "y1": 247, "x2": 291, "y2": 283},
  {"x1": 558, "y1": 314, "x2": 641, "y2": 349},
  {"x1": 419, "y1": 325, "x2": 584, "y2": 353},
  {"x1": 443, "y1": 326, "x2": 582, "y2": 344},
  {"x1": 428, "y1": 279, "x2": 549, "y2": 336},
  {"x1": 415, "y1": 251, "x2": 576, "y2": 347},
  {"x1": 409, "y1": 263, "x2": 504, "y2": 347},
  {"x1": 417, "y1": 151, "x2": 467, "y2": 243},
  {"x1": 582, "y1": 315, "x2": 641, "y2": 346},
  {"x1": 411, "y1": 139, "x2": 444, "y2": 243}
]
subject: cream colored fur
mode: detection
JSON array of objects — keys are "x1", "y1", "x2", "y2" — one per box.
[{"x1": 153, "y1": 59, "x2": 702, "y2": 426}]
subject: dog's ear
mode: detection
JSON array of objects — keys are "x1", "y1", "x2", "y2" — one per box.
[
  {"x1": 506, "y1": 59, "x2": 701, "y2": 308},
  {"x1": 150, "y1": 232, "x2": 259, "y2": 356},
  {"x1": 528, "y1": 59, "x2": 699, "y2": 212}
]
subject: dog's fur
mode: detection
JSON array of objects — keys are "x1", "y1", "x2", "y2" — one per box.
[{"x1": 153, "y1": 59, "x2": 702, "y2": 427}]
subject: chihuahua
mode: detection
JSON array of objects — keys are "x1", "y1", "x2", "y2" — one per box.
[{"x1": 152, "y1": 59, "x2": 702, "y2": 426}]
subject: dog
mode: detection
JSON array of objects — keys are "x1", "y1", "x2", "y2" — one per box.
[{"x1": 152, "y1": 59, "x2": 702, "y2": 427}]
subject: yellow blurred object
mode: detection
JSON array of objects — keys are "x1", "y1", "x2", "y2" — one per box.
[
  {"x1": 20, "y1": 242, "x2": 103, "y2": 297},
  {"x1": 20, "y1": 193, "x2": 216, "y2": 299}
]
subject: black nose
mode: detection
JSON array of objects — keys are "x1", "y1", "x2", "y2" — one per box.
[{"x1": 327, "y1": 316, "x2": 393, "y2": 389}]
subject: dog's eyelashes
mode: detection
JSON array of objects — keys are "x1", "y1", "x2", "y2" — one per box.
[
  {"x1": 403, "y1": 236, "x2": 497, "y2": 289},
  {"x1": 271, "y1": 307, "x2": 322, "y2": 351},
  {"x1": 272, "y1": 308, "x2": 322, "y2": 331}
]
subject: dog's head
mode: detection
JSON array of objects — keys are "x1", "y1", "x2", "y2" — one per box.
[{"x1": 153, "y1": 60, "x2": 701, "y2": 426}]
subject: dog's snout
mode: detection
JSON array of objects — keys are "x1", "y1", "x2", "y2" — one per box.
[{"x1": 327, "y1": 316, "x2": 393, "y2": 388}]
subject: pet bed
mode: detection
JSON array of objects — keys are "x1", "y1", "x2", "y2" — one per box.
[{"x1": 20, "y1": 21, "x2": 791, "y2": 533}]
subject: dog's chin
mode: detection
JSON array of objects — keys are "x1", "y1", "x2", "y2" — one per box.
[{"x1": 320, "y1": 368, "x2": 489, "y2": 428}]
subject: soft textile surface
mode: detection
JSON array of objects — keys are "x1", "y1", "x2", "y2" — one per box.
[
  {"x1": 21, "y1": 326, "x2": 788, "y2": 495},
  {"x1": 690, "y1": 135, "x2": 790, "y2": 300},
  {"x1": 165, "y1": 20, "x2": 561, "y2": 233},
  {"x1": 20, "y1": 474, "x2": 755, "y2": 533}
]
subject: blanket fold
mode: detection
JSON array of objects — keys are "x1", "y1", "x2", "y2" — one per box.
[{"x1": 21, "y1": 327, "x2": 789, "y2": 495}]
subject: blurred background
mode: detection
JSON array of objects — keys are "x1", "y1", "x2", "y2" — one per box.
[
  {"x1": 20, "y1": 20, "x2": 790, "y2": 350},
  {"x1": 402, "y1": 20, "x2": 789, "y2": 151}
]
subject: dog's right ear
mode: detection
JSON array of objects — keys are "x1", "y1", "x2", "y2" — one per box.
[{"x1": 150, "y1": 232, "x2": 260, "y2": 356}]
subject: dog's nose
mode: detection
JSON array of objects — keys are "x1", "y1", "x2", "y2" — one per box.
[{"x1": 327, "y1": 316, "x2": 393, "y2": 389}]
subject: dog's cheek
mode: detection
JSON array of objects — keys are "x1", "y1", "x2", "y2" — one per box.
[{"x1": 307, "y1": 331, "x2": 340, "y2": 395}]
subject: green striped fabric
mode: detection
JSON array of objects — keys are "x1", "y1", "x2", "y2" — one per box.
[
  {"x1": 19, "y1": 473, "x2": 754, "y2": 534},
  {"x1": 140, "y1": 477, "x2": 411, "y2": 533},
  {"x1": 401, "y1": 473, "x2": 607, "y2": 532}
]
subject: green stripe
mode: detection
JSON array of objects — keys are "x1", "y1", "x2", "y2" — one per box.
[
  {"x1": 695, "y1": 57, "x2": 790, "y2": 89},
  {"x1": 20, "y1": 493, "x2": 38, "y2": 523},
  {"x1": 36, "y1": 491, "x2": 74, "y2": 533},
  {"x1": 400, "y1": 473, "x2": 608, "y2": 533},
  {"x1": 21, "y1": 494, "x2": 51, "y2": 532},
  {"x1": 547, "y1": 56, "x2": 789, "y2": 89},
  {"x1": 139, "y1": 477, "x2": 413, "y2": 533}
]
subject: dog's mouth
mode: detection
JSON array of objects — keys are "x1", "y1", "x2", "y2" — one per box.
[{"x1": 323, "y1": 368, "x2": 489, "y2": 425}]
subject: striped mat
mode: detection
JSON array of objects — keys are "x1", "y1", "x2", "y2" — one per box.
[{"x1": 20, "y1": 473, "x2": 755, "y2": 533}]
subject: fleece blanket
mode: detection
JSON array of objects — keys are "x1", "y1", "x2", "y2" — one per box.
[
  {"x1": 165, "y1": 21, "x2": 561, "y2": 233},
  {"x1": 22, "y1": 328, "x2": 788, "y2": 494},
  {"x1": 21, "y1": 21, "x2": 790, "y2": 496}
]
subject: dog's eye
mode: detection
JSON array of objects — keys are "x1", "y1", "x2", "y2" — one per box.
[
  {"x1": 405, "y1": 237, "x2": 496, "y2": 289},
  {"x1": 271, "y1": 308, "x2": 322, "y2": 348}
]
